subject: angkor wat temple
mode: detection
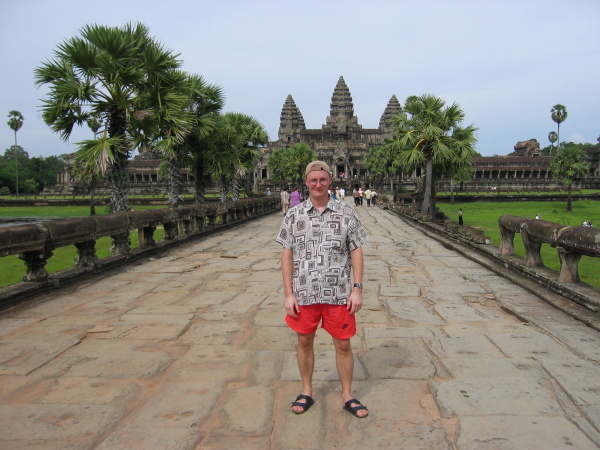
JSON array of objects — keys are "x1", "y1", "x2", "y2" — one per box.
[{"x1": 256, "y1": 76, "x2": 599, "y2": 192}]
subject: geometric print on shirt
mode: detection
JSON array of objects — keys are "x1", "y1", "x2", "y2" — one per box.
[{"x1": 276, "y1": 196, "x2": 368, "y2": 306}]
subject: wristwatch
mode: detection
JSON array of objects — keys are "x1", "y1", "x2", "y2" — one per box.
[{"x1": 353, "y1": 283, "x2": 363, "y2": 288}]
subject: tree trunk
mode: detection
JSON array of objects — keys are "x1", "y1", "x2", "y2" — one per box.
[
  {"x1": 421, "y1": 159, "x2": 433, "y2": 215},
  {"x1": 193, "y1": 158, "x2": 206, "y2": 204},
  {"x1": 450, "y1": 178, "x2": 455, "y2": 205},
  {"x1": 107, "y1": 109, "x2": 131, "y2": 213},
  {"x1": 219, "y1": 175, "x2": 228, "y2": 202},
  {"x1": 89, "y1": 186, "x2": 96, "y2": 216},
  {"x1": 109, "y1": 151, "x2": 130, "y2": 213},
  {"x1": 567, "y1": 185, "x2": 572, "y2": 211},
  {"x1": 231, "y1": 173, "x2": 242, "y2": 201},
  {"x1": 168, "y1": 155, "x2": 182, "y2": 208},
  {"x1": 430, "y1": 183, "x2": 437, "y2": 223}
]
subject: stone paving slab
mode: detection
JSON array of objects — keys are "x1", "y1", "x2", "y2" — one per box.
[
  {"x1": 2, "y1": 203, "x2": 600, "y2": 448},
  {"x1": 457, "y1": 415, "x2": 598, "y2": 449}
]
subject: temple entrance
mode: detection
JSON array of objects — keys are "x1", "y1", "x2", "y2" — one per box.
[{"x1": 337, "y1": 164, "x2": 345, "y2": 178}]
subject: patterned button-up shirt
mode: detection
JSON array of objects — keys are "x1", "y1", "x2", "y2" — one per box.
[{"x1": 276, "y1": 197, "x2": 368, "y2": 305}]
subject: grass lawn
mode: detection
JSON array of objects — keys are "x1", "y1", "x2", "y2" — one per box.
[{"x1": 437, "y1": 200, "x2": 600, "y2": 288}]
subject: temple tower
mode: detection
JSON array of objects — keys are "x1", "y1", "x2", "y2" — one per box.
[
  {"x1": 379, "y1": 94, "x2": 401, "y2": 136},
  {"x1": 323, "y1": 76, "x2": 362, "y2": 140},
  {"x1": 277, "y1": 95, "x2": 306, "y2": 143}
]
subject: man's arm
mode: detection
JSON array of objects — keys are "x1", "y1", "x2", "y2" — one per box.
[
  {"x1": 347, "y1": 247, "x2": 364, "y2": 314},
  {"x1": 282, "y1": 247, "x2": 300, "y2": 317}
]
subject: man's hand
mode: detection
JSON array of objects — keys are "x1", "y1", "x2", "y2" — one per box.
[
  {"x1": 285, "y1": 293, "x2": 300, "y2": 318},
  {"x1": 347, "y1": 289, "x2": 363, "y2": 315}
]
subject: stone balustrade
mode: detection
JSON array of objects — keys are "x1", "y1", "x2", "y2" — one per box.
[
  {"x1": 0, "y1": 197, "x2": 280, "y2": 309},
  {"x1": 498, "y1": 215, "x2": 600, "y2": 283},
  {"x1": 385, "y1": 203, "x2": 600, "y2": 285}
]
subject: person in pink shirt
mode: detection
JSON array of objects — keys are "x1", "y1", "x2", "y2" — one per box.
[{"x1": 290, "y1": 188, "x2": 303, "y2": 207}]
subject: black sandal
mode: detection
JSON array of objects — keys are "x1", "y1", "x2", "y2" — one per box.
[
  {"x1": 344, "y1": 398, "x2": 368, "y2": 418},
  {"x1": 291, "y1": 394, "x2": 315, "y2": 414}
]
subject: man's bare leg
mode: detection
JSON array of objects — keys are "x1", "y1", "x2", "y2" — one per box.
[
  {"x1": 332, "y1": 336, "x2": 368, "y2": 418},
  {"x1": 292, "y1": 332, "x2": 316, "y2": 413}
]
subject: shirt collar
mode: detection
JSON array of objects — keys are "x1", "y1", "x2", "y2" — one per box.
[{"x1": 306, "y1": 196, "x2": 339, "y2": 213}]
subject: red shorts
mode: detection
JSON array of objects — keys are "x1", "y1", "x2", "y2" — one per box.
[{"x1": 285, "y1": 304, "x2": 356, "y2": 339}]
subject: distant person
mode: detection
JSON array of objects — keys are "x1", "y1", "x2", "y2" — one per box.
[
  {"x1": 281, "y1": 187, "x2": 290, "y2": 215},
  {"x1": 535, "y1": 213, "x2": 540, "y2": 220},
  {"x1": 364, "y1": 188, "x2": 372, "y2": 207},
  {"x1": 267, "y1": 189, "x2": 272, "y2": 196},
  {"x1": 358, "y1": 188, "x2": 364, "y2": 205},
  {"x1": 353, "y1": 189, "x2": 360, "y2": 206},
  {"x1": 458, "y1": 208, "x2": 463, "y2": 225},
  {"x1": 290, "y1": 188, "x2": 303, "y2": 208}
]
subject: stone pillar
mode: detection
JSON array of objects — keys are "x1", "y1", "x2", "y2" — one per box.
[
  {"x1": 74, "y1": 240, "x2": 98, "y2": 268},
  {"x1": 138, "y1": 225, "x2": 157, "y2": 248},
  {"x1": 163, "y1": 222, "x2": 178, "y2": 241},
  {"x1": 521, "y1": 229, "x2": 544, "y2": 267},
  {"x1": 18, "y1": 250, "x2": 53, "y2": 281},
  {"x1": 499, "y1": 226, "x2": 516, "y2": 255},
  {"x1": 110, "y1": 232, "x2": 131, "y2": 256},
  {"x1": 557, "y1": 247, "x2": 581, "y2": 283}
]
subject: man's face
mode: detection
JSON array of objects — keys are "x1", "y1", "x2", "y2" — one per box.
[{"x1": 305, "y1": 170, "x2": 332, "y2": 199}]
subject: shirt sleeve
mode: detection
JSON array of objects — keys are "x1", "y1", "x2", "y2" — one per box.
[
  {"x1": 276, "y1": 215, "x2": 293, "y2": 249},
  {"x1": 347, "y1": 210, "x2": 368, "y2": 252}
]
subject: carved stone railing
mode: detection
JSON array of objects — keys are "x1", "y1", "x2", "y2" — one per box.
[
  {"x1": 382, "y1": 202, "x2": 600, "y2": 322},
  {"x1": 498, "y1": 215, "x2": 600, "y2": 283},
  {"x1": 0, "y1": 197, "x2": 280, "y2": 309}
]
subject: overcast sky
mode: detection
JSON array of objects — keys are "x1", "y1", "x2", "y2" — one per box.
[{"x1": 1, "y1": 0, "x2": 599, "y2": 159}]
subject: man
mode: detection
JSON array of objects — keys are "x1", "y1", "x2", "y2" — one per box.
[
  {"x1": 364, "y1": 188, "x2": 372, "y2": 207},
  {"x1": 276, "y1": 161, "x2": 369, "y2": 419},
  {"x1": 280, "y1": 187, "x2": 290, "y2": 215}
]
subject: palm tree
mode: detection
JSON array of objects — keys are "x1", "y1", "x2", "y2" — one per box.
[
  {"x1": 7, "y1": 110, "x2": 24, "y2": 198},
  {"x1": 548, "y1": 131, "x2": 558, "y2": 155},
  {"x1": 550, "y1": 146, "x2": 590, "y2": 211},
  {"x1": 551, "y1": 104, "x2": 568, "y2": 155},
  {"x1": 178, "y1": 75, "x2": 223, "y2": 204},
  {"x1": 35, "y1": 22, "x2": 186, "y2": 213},
  {"x1": 387, "y1": 94, "x2": 477, "y2": 219},
  {"x1": 206, "y1": 112, "x2": 268, "y2": 202}
]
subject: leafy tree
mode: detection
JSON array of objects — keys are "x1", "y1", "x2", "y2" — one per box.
[
  {"x1": 20, "y1": 178, "x2": 39, "y2": 194},
  {"x1": 550, "y1": 146, "x2": 590, "y2": 211},
  {"x1": 172, "y1": 74, "x2": 223, "y2": 205},
  {"x1": 548, "y1": 131, "x2": 558, "y2": 155},
  {"x1": 267, "y1": 143, "x2": 316, "y2": 188},
  {"x1": 365, "y1": 145, "x2": 395, "y2": 191},
  {"x1": 387, "y1": 94, "x2": 477, "y2": 219},
  {"x1": 205, "y1": 112, "x2": 268, "y2": 202},
  {"x1": 35, "y1": 22, "x2": 187, "y2": 213},
  {"x1": 444, "y1": 158, "x2": 475, "y2": 205},
  {"x1": 7, "y1": 110, "x2": 24, "y2": 197},
  {"x1": 551, "y1": 104, "x2": 568, "y2": 155}
]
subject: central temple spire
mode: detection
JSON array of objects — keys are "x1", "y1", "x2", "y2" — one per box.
[
  {"x1": 329, "y1": 76, "x2": 354, "y2": 119},
  {"x1": 325, "y1": 76, "x2": 360, "y2": 137}
]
